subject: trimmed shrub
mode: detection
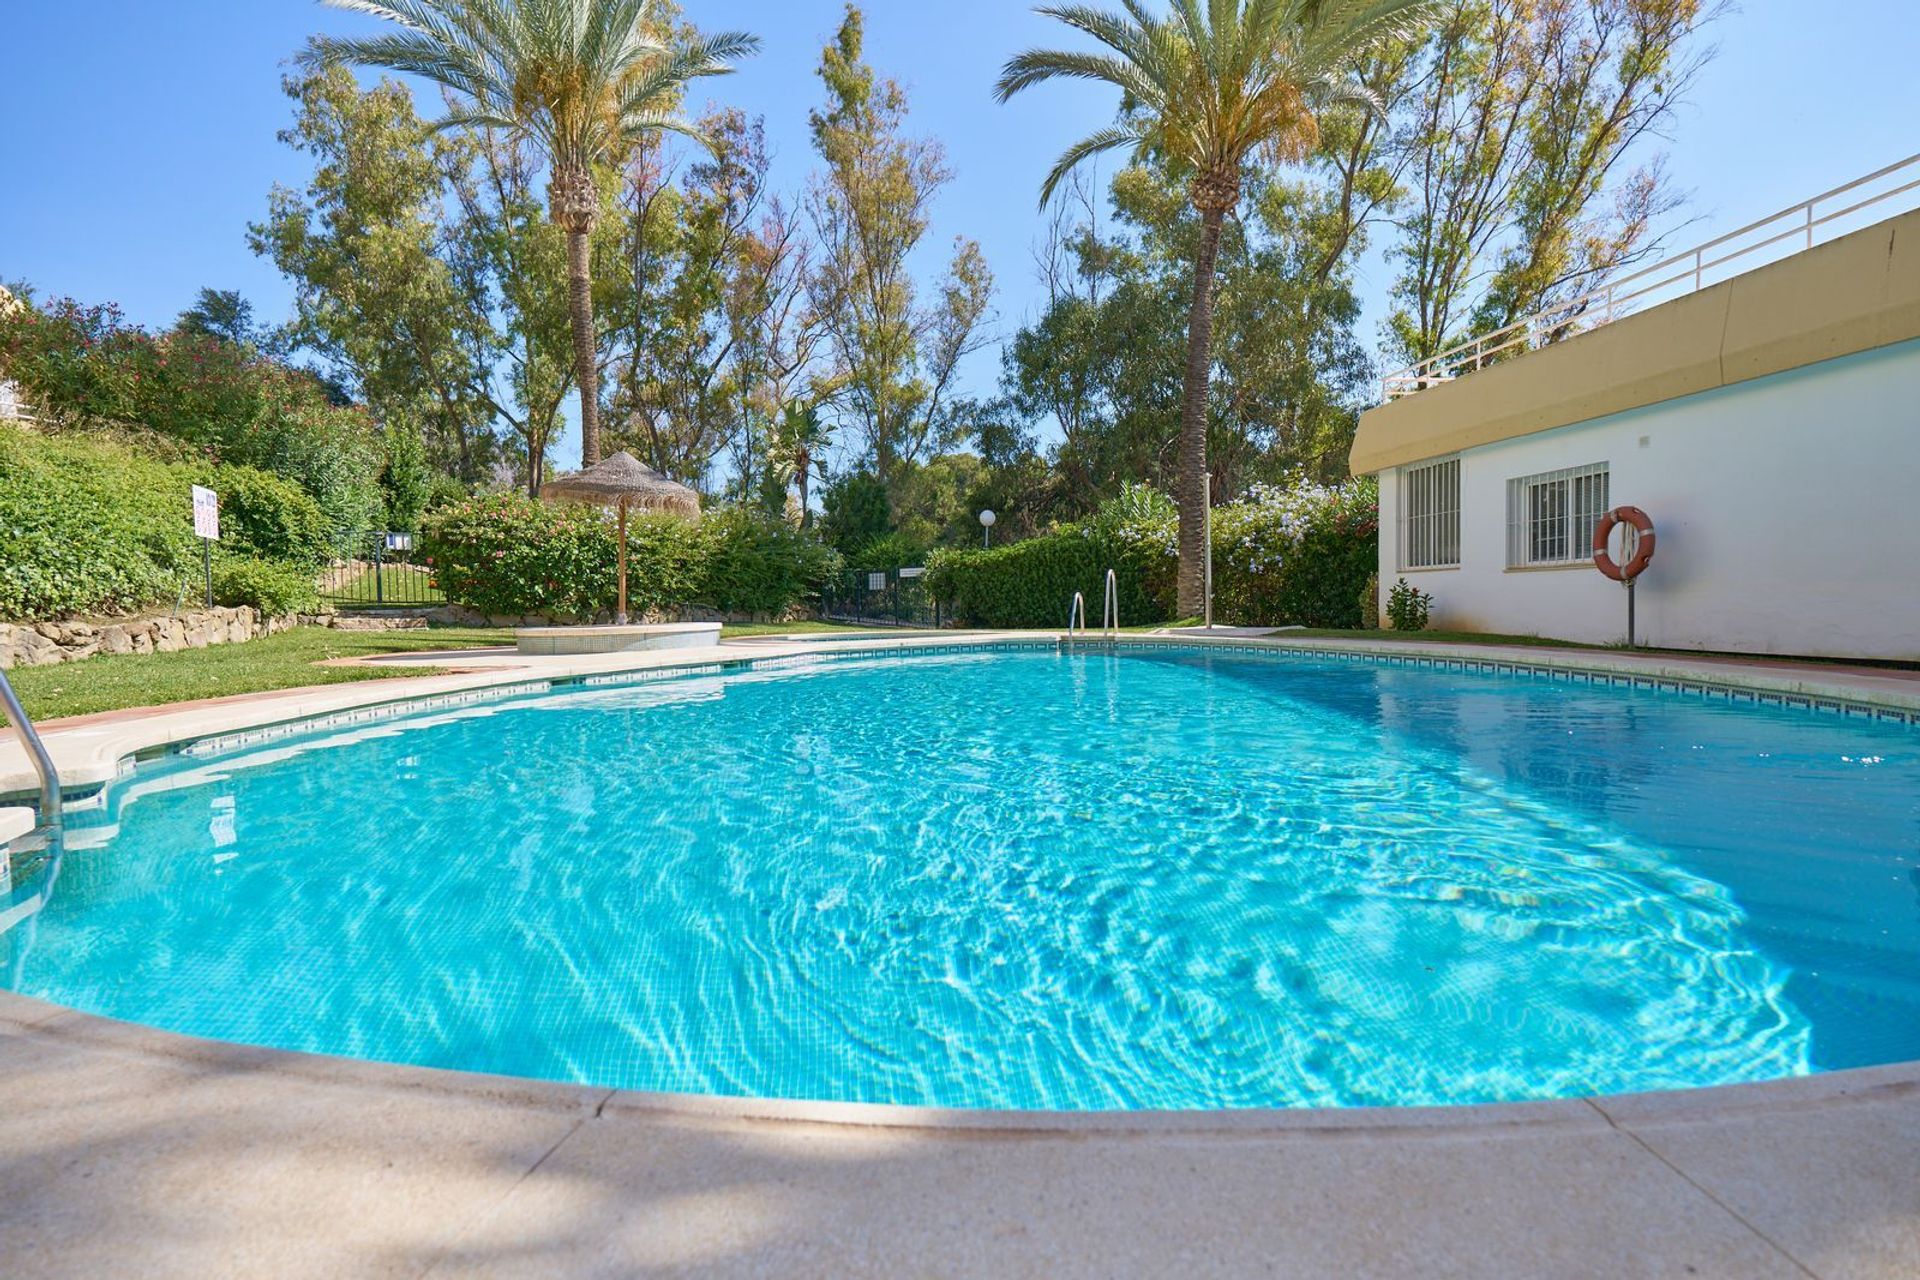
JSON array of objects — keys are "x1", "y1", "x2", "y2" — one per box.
[
  {"x1": 420, "y1": 494, "x2": 835, "y2": 620},
  {"x1": 213, "y1": 557, "x2": 321, "y2": 616},
  {"x1": 926, "y1": 530, "x2": 1169, "y2": 629},
  {"x1": 698, "y1": 508, "x2": 839, "y2": 616},
  {"x1": 925, "y1": 478, "x2": 1378, "y2": 631},
  {"x1": 420, "y1": 493, "x2": 618, "y2": 618}
]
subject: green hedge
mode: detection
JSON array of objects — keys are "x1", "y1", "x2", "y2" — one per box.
[
  {"x1": 0, "y1": 426, "x2": 330, "y2": 620},
  {"x1": 420, "y1": 493, "x2": 837, "y2": 619},
  {"x1": 926, "y1": 533, "x2": 1169, "y2": 629},
  {"x1": 924, "y1": 479, "x2": 1378, "y2": 630}
]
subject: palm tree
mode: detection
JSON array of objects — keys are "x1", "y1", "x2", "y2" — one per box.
[
  {"x1": 312, "y1": 0, "x2": 758, "y2": 467},
  {"x1": 997, "y1": 0, "x2": 1435, "y2": 615},
  {"x1": 772, "y1": 400, "x2": 833, "y2": 527}
]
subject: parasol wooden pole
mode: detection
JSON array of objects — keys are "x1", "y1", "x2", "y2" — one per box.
[{"x1": 616, "y1": 495, "x2": 630, "y2": 625}]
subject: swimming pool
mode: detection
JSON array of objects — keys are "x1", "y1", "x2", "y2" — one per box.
[{"x1": 4, "y1": 643, "x2": 1916, "y2": 1110}]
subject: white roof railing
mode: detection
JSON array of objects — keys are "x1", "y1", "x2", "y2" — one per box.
[{"x1": 1380, "y1": 153, "x2": 1920, "y2": 401}]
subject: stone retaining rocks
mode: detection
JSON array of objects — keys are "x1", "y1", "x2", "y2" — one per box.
[{"x1": 0, "y1": 608, "x2": 339, "y2": 670}]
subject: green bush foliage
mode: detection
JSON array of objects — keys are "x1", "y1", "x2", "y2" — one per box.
[
  {"x1": 420, "y1": 493, "x2": 835, "y2": 619},
  {"x1": 420, "y1": 493, "x2": 617, "y2": 618},
  {"x1": 844, "y1": 530, "x2": 930, "y2": 574},
  {"x1": 1211, "y1": 478, "x2": 1378, "y2": 628},
  {"x1": 926, "y1": 478, "x2": 1378, "y2": 630},
  {"x1": 819, "y1": 470, "x2": 892, "y2": 556},
  {"x1": 0, "y1": 426, "x2": 199, "y2": 619},
  {"x1": 211, "y1": 464, "x2": 332, "y2": 566},
  {"x1": 698, "y1": 508, "x2": 839, "y2": 615},
  {"x1": 926, "y1": 489, "x2": 1171, "y2": 629},
  {"x1": 213, "y1": 556, "x2": 322, "y2": 616},
  {"x1": 0, "y1": 426, "x2": 328, "y2": 620},
  {"x1": 1387, "y1": 577, "x2": 1433, "y2": 632},
  {"x1": 0, "y1": 294, "x2": 384, "y2": 537}
]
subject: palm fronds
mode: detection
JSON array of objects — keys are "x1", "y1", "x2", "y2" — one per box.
[
  {"x1": 999, "y1": 0, "x2": 1440, "y2": 206},
  {"x1": 312, "y1": 0, "x2": 759, "y2": 170}
]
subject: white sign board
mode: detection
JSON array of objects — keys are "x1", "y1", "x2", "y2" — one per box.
[
  {"x1": 191, "y1": 485, "x2": 220, "y2": 541},
  {"x1": 867, "y1": 572, "x2": 887, "y2": 592},
  {"x1": 897, "y1": 566, "x2": 925, "y2": 579},
  {"x1": 384, "y1": 532, "x2": 414, "y2": 552}
]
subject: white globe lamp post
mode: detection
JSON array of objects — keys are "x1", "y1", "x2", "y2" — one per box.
[{"x1": 978, "y1": 508, "x2": 997, "y2": 548}]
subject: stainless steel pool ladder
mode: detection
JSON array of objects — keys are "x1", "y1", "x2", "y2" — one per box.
[
  {"x1": 1067, "y1": 591, "x2": 1088, "y2": 637},
  {"x1": 0, "y1": 667, "x2": 61, "y2": 830},
  {"x1": 1102, "y1": 568, "x2": 1119, "y2": 639}
]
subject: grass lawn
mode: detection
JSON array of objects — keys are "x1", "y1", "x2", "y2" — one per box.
[
  {"x1": 3, "y1": 626, "x2": 514, "y2": 724},
  {"x1": 716, "y1": 621, "x2": 912, "y2": 637},
  {"x1": 1, "y1": 620, "x2": 907, "y2": 723},
  {"x1": 324, "y1": 562, "x2": 444, "y2": 607}
]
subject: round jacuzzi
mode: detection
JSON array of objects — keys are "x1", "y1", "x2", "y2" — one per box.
[{"x1": 4, "y1": 643, "x2": 1916, "y2": 1110}]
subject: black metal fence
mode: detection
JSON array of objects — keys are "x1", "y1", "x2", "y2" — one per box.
[
  {"x1": 318, "y1": 532, "x2": 443, "y2": 609},
  {"x1": 819, "y1": 568, "x2": 944, "y2": 628}
]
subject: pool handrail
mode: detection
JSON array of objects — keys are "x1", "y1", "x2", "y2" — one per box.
[
  {"x1": 0, "y1": 668, "x2": 60, "y2": 829},
  {"x1": 1067, "y1": 592, "x2": 1087, "y2": 637},
  {"x1": 1103, "y1": 569, "x2": 1119, "y2": 640}
]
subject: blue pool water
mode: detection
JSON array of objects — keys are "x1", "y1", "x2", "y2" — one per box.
[{"x1": 4, "y1": 646, "x2": 1918, "y2": 1110}]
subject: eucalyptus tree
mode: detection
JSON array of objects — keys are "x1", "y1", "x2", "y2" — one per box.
[
  {"x1": 998, "y1": 0, "x2": 1438, "y2": 615},
  {"x1": 311, "y1": 0, "x2": 758, "y2": 467}
]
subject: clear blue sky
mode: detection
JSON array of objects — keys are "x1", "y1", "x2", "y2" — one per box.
[{"x1": 3, "y1": 2, "x2": 1913, "y2": 469}]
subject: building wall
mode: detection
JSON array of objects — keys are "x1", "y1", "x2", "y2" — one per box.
[{"x1": 1376, "y1": 337, "x2": 1920, "y2": 660}]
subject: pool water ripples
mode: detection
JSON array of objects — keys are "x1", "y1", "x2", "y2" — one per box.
[{"x1": 4, "y1": 647, "x2": 1916, "y2": 1109}]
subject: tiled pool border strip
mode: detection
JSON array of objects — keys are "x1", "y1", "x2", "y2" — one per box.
[{"x1": 164, "y1": 635, "x2": 1918, "y2": 765}]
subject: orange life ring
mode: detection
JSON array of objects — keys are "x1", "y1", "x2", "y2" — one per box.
[{"x1": 1592, "y1": 506, "x2": 1655, "y2": 582}]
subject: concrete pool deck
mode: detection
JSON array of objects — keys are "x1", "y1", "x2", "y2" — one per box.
[{"x1": 3, "y1": 632, "x2": 1918, "y2": 1276}]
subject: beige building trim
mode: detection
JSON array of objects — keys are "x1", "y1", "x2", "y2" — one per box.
[{"x1": 1350, "y1": 207, "x2": 1920, "y2": 476}]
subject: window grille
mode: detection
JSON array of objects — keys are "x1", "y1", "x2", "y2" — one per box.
[
  {"x1": 1400, "y1": 456, "x2": 1461, "y2": 569},
  {"x1": 1506, "y1": 463, "x2": 1609, "y2": 567}
]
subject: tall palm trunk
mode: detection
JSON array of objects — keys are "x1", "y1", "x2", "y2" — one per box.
[
  {"x1": 552, "y1": 164, "x2": 603, "y2": 466},
  {"x1": 795, "y1": 445, "x2": 812, "y2": 527},
  {"x1": 1176, "y1": 199, "x2": 1229, "y2": 618},
  {"x1": 565, "y1": 224, "x2": 602, "y2": 466}
]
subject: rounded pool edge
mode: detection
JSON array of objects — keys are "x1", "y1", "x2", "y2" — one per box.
[
  {"x1": 7, "y1": 631, "x2": 1918, "y2": 808},
  {"x1": 5, "y1": 986, "x2": 1916, "y2": 1136},
  {"x1": 6, "y1": 630, "x2": 1920, "y2": 1131}
]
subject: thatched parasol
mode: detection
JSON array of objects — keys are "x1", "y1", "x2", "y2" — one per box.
[{"x1": 542, "y1": 452, "x2": 700, "y2": 625}]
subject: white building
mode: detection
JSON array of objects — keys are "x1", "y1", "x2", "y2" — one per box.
[{"x1": 1351, "y1": 203, "x2": 1920, "y2": 662}]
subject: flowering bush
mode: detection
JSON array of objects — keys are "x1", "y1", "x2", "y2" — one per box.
[
  {"x1": 420, "y1": 493, "x2": 835, "y2": 620},
  {"x1": 1387, "y1": 577, "x2": 1433, "y2": 632},
  {"x1": 1211, "y1": 476, "x2": 1378, "y2": 628}
]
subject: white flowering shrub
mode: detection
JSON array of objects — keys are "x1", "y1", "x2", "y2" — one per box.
[{"x1": 1211, "y1": 476, "x2": 1378, "y2": 627}]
